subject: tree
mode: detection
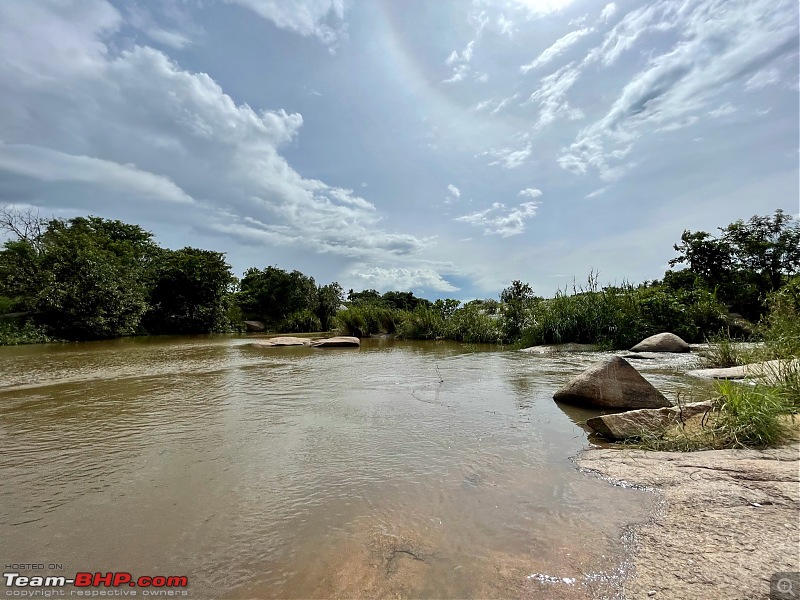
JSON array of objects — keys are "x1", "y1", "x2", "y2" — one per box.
[
  {"x1": 144, "y1": 247, "x2": 235, "y2": 334},
  {"x1": 237, "y1": 266, "x2": 318, "y2": 327},
  {"x1": 668, "y1": 210, "x2": 800, "y2": 318},
  {"x1": 500, "y1": 280, "x2": 535, "y2": 304},
  {"x1": 316, "y1": 282, "x2": 343, "y2": 331},
  {"x1": 34, "y1": 217, "x2": 159, "y2": 339},
  {"x1": 500, "y1": 280, "x2": 536, "y2": 341}
]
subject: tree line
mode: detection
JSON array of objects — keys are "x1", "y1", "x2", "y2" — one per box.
[{"x1": 0, "y1": 206, "x2": 797, "y2": 345}]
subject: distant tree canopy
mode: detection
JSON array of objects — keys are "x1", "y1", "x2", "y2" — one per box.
[
  {"x1": 0, "y1": 209, "x2": 234, "y2": 339},
  {"x1": 667, "y1": 210, "x2": 800, "y2": 319},
  {"x1": 236, "y1": 266, "x2": 344, "y2": 332},
  {"x1": 2, "y1": 206, "x2": 797, "y2": 345}
]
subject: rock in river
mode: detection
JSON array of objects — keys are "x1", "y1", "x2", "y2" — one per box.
[
  {"x1": 244, "y1": 320, "x2": 266, "y2": 332},
  {"x1": 311, "y1": 336, "x2": 360, "y2": 348},
  {"x1": 630, "y1": 332, "x2": 690, "y2": 353},
  {"x1": 553, "y1": 356, "x2": 670, "y2": 409},
  {"x1": 586, "y1": 401, "x2": 714, "y2": 440},
  {"x1": 253, "y1": 336, "x2": 310, "y2": 347}
]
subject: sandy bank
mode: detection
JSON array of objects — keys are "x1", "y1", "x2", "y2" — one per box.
[{"x1": 577, "y1": 442, "x2": 800, "y2": 600}]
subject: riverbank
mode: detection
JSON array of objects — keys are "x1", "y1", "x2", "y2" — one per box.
[{"x1": 576, "y1": 441, "x2": 800, "y2": 600}]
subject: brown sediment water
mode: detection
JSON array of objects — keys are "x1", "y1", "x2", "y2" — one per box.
[{"x1": 0, "y1": 337, "x2": 703, "y2": 598}]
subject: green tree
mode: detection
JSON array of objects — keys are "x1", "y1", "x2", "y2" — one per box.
[
  {"x1": 34, "y1": 217, "x2": 159, "y2": 339},
  {"x1": 668, "y1": 210, "x2": 800, "y2": 319},
  {"x1": 500, "y1": 280, "x2": 536, "y2": 341},
  {"x1": 144, "y1": 247, "x2": 235, "y2": 334},
  {"x1": 237, "y1": 266, "x2": 318, "y2": 327},
  {"x1": 316, "y1": 282, "x2": 343, "y2": 331}
]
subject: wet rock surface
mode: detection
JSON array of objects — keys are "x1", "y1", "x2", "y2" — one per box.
[{"x1": 577, "y1": 442, "x2": 800, "y2": 600}]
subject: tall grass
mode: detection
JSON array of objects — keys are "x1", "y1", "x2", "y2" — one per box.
[
  {"x1": 334, "y1": 305, "x2": 402, "y2": 337},
  {"x1": 520, "y1": 275, "x2": 727, "y2": 349},
  {"x1": 632, "y1": 280, "x2": 800, "y2": 450}
]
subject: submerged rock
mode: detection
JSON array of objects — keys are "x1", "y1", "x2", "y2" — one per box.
[
  {"x1": 553, "y1": 356, "x2": 670, "y2": 409},
  {"x1": 254, "y1": 336, "x2": 310, "y2": 347},
  {"x1": 586, "y1": 401, "x2": 714, "y2": 440},
  {"x1": 311, "y1": 336, "x2": 360, "y2": 348}
]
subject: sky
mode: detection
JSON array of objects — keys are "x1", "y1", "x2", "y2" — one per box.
[{"x1": 0, "y1": 0, "x2": 798, "y2": 300}]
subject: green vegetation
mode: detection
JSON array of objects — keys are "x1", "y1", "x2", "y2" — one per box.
[
  {"x1": 632, "y1": 284, "x2": 800, "y2": 451},
  {"x1": 1, "y1": 207, "x2": 798, "y2": 356}
]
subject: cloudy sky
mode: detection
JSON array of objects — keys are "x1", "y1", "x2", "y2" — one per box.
[{"x1": 0, "y1": 0, "x2": 798, "y2": 299}]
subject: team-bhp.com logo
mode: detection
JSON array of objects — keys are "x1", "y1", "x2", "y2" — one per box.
[{"x1": 4, "y1": 572, "x2": 188, "y2": 596}]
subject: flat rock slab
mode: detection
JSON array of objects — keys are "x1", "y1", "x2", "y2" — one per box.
[
  {"x1": 631, "y1": 332, "x2": 690, "y2": 353},
  {"x1": 253, "y1": 336, "x2": 310, "y2": 347},
  {"x1": 553, "y1": 356, "x2": 671, "y2": 409},
  {"x1": 311, "y1": 336, "x2": 360, "y2": 348},
  {"x1": 520, "y1": 343, "x2": 596, "y2": 354},
  {"x1": 577, "y1": 442, "x2": 800, "y2": 600},
  {"x1": 586, "y1": 401, "x2": 714, "y2": 440},
  {"x1": 687, "y1": 359, "x2": 799, "y2": 383}
]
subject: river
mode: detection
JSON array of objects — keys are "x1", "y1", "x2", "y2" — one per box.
[{"x1": 0, "y1": 336, "x2": 704, "y2": 598}]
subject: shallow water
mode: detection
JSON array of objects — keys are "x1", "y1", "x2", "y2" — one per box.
[{"x1": 0, "y1": 337, "x2": 704, "y2": 598}]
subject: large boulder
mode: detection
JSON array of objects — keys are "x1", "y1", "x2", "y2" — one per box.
[
  {"x1": 630, "y1": 332, "x2": 690, "y2": 353},
  {"x1": 311, "y1": 336, "x2": 360, "y2": 348},
  {"x1": 586, "y1": 401, "x2": 713, "y2": 440},
  {"x1": 553, "y1": 356, "x2": 670, "y2": 409},
  {"x1": 253, "y1": 336, "x2": 310, "y2": 347},
  {"x1": 243, "y1": 320, "x2": 266, "y2": 332}
]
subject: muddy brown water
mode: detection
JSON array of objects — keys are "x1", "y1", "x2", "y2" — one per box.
[{"x1": 0, "y1": 337, "x2": 706, "y2": 599}]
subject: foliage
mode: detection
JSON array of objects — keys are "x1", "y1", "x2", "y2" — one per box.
[
  {"x1": 520, "y1": 276, "x2": 727, "y2": 349},
  {"x1": 334, "y1": 305, "x2": 401, "y2": 337},
  {"x1": 31, "y1": 217, "x2": 158, "y2": 339},
  {"x1": 237, "y1": 266, "x2": 318, "y2": 327},
  {"x1": 316, "y1": 283, "x2": 343, "y2": 331},
  {"x1": 443, "y1": 303, "x2": 502, "y2": 344},
  {"x1": 281, "y1": 309, "x2": 322, "y2": 333},
  {"x1": 144, "y1": 247, "x2": 235, "y2": 334},
  {"x1": 0, "y1": 319, "x2": 52, "y2": 345},
  {"x1": 397, "y1": 306, "x2": 444, "y2": 340},
  {"x1": 668, "y1": 210, "x2": 800, "y2": 319}
]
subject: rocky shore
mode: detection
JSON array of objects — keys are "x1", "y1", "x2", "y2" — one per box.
[{"x1": 577, "y1": 442, "x2": 800, "y2": 600}]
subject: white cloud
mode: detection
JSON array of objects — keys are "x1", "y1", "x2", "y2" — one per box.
[
  {"x1": 0, "y1": 143, "x2": 194, "y2": 204},
  {"x1": 225, "y1": 0, "x2": 347, "y2": 46},
  {"x1": 745, "y1": 67, "x2": 781, "y2": 91},
  {"x1": 348, "y1": 267, "x2": 458, "y2": 292},
  {"x1": 523, "y1": 62, "x2": 585, "y2": 128},
  {"x1": 599, "y1": 3, "x2": 617, "y2": 23},
  {"x1": 444, "y1": 40, "x2": 476, "y2": 83},
  {"x1": 0, "y1": 0, "x2": 438, "y2": 274},
  {"x1": 586, "y1": 186, "x2": 608, "y2": 199},
  {"x1": 518, "y1": 188, "x2": 542, "y2": 198},
  {"x1": 456, "y1": 201, "x2": 540, "y2": 237},
  {"x1": 484, "y1": 144, "x2": 532, "y2": 169},
  {"x1": 520, "y1": 27, "x2": 593, "y2": 73},
  {"x1": 707, "y1": 102, "x2": 737, "y2": 118},
  {"x1": 445, "y1": 184, "x2": 461, "y2": 204},
  {"x1": 560, "y1": 0, "x2": 799, "y2": 179}
]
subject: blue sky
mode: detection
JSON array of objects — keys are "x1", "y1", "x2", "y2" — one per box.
[{"x1": 0, "y1": 0, "x2": 797, "y2": 299}]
